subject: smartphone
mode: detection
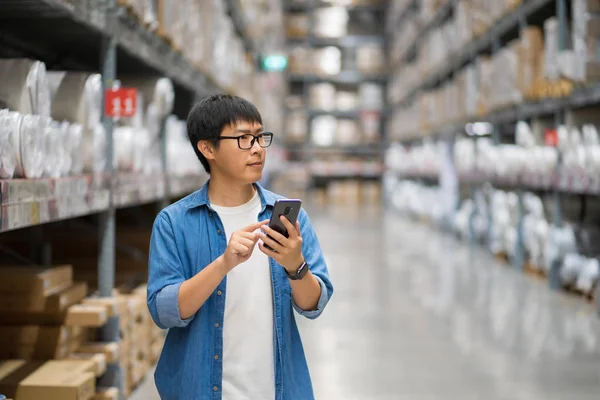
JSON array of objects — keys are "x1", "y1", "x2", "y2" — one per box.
[{"x1": 264, "y1": 199, "x2": 302, "y2": 251}]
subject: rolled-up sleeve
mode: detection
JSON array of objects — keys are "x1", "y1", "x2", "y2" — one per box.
[
  {"x1": 292, "y1": 210, "x2": 334, "y2": 319},
  {"x1": 147, "y1": 212, "x2": 194, "y2": 329}
]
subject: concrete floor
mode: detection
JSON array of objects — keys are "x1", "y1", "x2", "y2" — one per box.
[{"x1": 131, "y1": 204, "x2": 600, "y2": 399}]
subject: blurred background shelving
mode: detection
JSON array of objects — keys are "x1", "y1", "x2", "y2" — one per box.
[{"x1": 384, "y1": 0, "x2": 600, "y2": 312}]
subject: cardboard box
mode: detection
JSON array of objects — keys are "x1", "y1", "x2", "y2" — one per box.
[
  {"x1": 67, "y1": 353, "x2": 107, "y2": 377},
  {"x1": 0, "y1": 325, "x2": 87, "y2": 360},
  {"x1": 0, "y1": 281, "x2": 87, "y2": 313},
  {"x1": 0, "y1": 360, "x2": 44, "y2": 399},
  {"x1": 92, "y1": 387, "x2": 119, "y2": 400},
  {"x1": 76, "y1": 342, "x2": 119, "y2": 364},
  {"x1": 17, "y1": 360, "x2": 95, "y2": 400},
  {"x1": 65, "y1": 305, "x2": 108, "y2": 327},
  {"x1": 81, "y1": 297, "x2": 119, "y2": 318},
  {"x1": 0, "y1": 265, "x2": 72, "y2": 296}
]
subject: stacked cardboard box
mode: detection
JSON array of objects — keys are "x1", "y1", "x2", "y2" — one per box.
[{"x1": 0, "y1": 359, "x2": 97, "y2": 400}]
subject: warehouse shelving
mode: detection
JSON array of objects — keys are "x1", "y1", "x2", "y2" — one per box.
[
  {"x1": 0, "y1": 0, "x2": 278, "y2": 397},
  {"x1": 284, "y1": 0, "x2": 387, "y2": 188},
  {"x1": 385, "y1": 0, "x2": 600, "y2": 314},
  {"x1": 404, "y1": 82, "x2": 600, "y2": 141},
  {"x1": 390, "y1": 0, "x2": 558, "y2": 109},
  {"x1": 286, "y1": 1, "x2": 387, "y2": 13},
  {"x1": 288, "y1": 34, "x2": 384, "y2": 47},
  {"x1": 289, "y1": 72, "x2": 387, "y2": 84}
]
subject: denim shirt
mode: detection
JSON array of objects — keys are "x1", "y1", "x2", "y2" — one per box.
[{"x1": 147, "y1": 181, "x2": 334, "y2": 400}]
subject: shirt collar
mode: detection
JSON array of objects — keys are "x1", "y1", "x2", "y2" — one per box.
[{"x1": 185, "y1": 179, "x2": 276, "y2": 210}]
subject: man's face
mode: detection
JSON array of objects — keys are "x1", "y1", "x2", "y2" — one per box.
[{"x1": 207, "y1": 120, "x2": 267, "y2": 184}]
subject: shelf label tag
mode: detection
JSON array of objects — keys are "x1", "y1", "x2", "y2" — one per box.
[
  {"x1": 105, "y1": 88, "x2": 138, "y2": 117},
  {"x1": 544, "y1": 129, "x2": 558, "y2": 147}
]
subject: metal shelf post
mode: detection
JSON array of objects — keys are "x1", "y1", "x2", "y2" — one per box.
[{"x1": 98, "y1": 0, "x2": 122, "y2": 395}]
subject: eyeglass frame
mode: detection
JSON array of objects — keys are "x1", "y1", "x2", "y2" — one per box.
[{"x1": 217, "y1": 132, "x2": 274, "y2": 150}]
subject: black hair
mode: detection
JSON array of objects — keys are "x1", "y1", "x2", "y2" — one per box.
[{"x1": 187, "y1": 94, "x2": 263, "y2": 173}]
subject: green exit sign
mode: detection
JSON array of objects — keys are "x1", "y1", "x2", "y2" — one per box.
[{"x1": 260, "y1": 54, "x2": 288, "y2": 72}]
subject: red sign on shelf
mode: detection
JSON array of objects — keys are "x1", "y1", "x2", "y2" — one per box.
[
  {"x1": 544, "y1": 129, "x2": 558, "y2": 147},
  {"x1": 105, "y1": 88, "x2": 137, "y2": 117}
]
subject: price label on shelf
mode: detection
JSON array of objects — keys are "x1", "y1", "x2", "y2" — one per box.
[{"x1": 105, "y1": 88, "x2": 138, "y2": 118}]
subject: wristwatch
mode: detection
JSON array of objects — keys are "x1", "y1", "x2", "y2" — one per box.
[{"x1": 285, "y1": 261, "x2": 309, "y2": 280}]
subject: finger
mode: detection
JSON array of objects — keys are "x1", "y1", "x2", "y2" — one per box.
[
  {"x1": 295, "y1": 221, "x2": 302, "y2": 236},
  {"x1": 261, "y1": 224, "x2": 288, "y2": 245},
  {"x1": 237, "y1": 231, "x2": 259, "y2": 242},
  {"x1": 280, "y1": 216, "x2": 297, "y2": 238},
  {"x1": 232, "y1": 242, "x2": 251, "y2": 256},
  {"x1": 241, "y1": 220, "x2": 270, "y2": 233},
  {"x1": 259, "y1": 242, "x2": 278, "y2": 259},
  {"x1": 235, "y1": 236, "x2": 256, "y2": 249},
  {"x1": 258, "y1": 232, "x2": 284, "y2": 252}
]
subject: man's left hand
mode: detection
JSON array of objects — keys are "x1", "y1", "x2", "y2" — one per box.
[{"x1": 259, "y1": 216, "x2": 304, "y2": 272}]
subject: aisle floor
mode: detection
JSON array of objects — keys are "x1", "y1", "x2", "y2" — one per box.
[{"x1": 131, "y1": 205, "x2": 600, "y2": 399}]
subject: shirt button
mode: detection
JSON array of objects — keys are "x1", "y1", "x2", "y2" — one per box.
[
  {"x1": 214, "y1": 355, "x2": 219, "y2": 360},
  {"x1": 217, "y1": 290, "x2": 222, "y2": 296},
  {"x1": 213, "y1": 386, "x2": 219, "y2": 392},
  {"x1": 215, "y1": 323, "x2": 220, "y2": 328},
  {"x1": 217, "y1": 229, "x2": 222, "y2": 235}
]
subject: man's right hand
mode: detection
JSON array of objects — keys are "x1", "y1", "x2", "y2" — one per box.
[{"x1": 221, "y1": 220, "x2": 269, "y2": 272}]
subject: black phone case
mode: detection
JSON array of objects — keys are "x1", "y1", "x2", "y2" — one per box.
[{"x1": 265, "y1": 199, "x2": 302, "y2": 251}]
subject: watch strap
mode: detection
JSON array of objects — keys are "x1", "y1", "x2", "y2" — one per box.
[{"x1": 286, "y1": 261, "x2": 308, "y2": 280}]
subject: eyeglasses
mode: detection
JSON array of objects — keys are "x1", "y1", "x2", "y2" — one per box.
[{"x1": 218, "y1": 132, "x2": 274, "y2": 150}]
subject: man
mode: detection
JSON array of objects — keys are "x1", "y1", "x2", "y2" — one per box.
[{"x1": 147, "y1": 95, "x2": 333, "y2": 400}]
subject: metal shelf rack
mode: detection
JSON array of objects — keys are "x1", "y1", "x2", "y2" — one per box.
[{"x1": 0, "y1": 0, "x2": 266, "y2": 395}]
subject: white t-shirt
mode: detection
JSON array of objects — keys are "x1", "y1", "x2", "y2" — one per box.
[{"x1": 211, "y1": 191, "x2": 275, "y2": 400}]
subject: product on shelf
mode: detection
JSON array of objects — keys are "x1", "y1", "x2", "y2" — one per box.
[
  {"x1": 285, "y1": 13, "x2": 310, "y2": 38},
  {"x1": 0, "y1": 59, "x2": 51, "y2": 119},
  {"x1": 0, "y1": 359, "x2": 96, "y2": 400},
  {"x1": 336, "y1": 90, "x2": 359, "y2": 111},
  {"x1": 0, "y1": 109, "x2": 17, "y2": 179},
  {"x1": 285, "y1": 111, "x2": 307, "y2": 143},
  {"x1": 313, "y1": 6, "x2": 349, "y2": 38},
  {"x1": 359, "y1": 83, "x2": 383, "y2": 110},
  {"x1": 356, "y1": 44, "x2": 385, "y2": 74},
  {"x1": 313, "y1": 46, "x2": 342, "y2": 76},
  {"x1": 309, "y1": 83, "x2": 337, "y2": 111}
]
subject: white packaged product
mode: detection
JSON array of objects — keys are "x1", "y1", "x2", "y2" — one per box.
[
  {"x1": 43, "y1": 120, "x2": 64, "y2": 179},
  {"x1": 313, "y1": 7, "x2": 348, "y2": 38},
  {"x1": 119, "y1": 76, "x2": 175, "y2": 119},
  {"x1": 575, "y1": 258, "x2": 600, "y2": 293},
  {"x1": 83, "y1": 123, "x2": 107, "y2": 174},
  {"x1": 12, "y1": 113, "x2": 46, "y2": 179},
  {"x1": 0, "y1": 109, "x2": 17, "y2": 179},
  {"x1": 359, "y1": 84, "x2": 383, "y2": 110},
  {"x1": 561, "y1": 253, "x2": 585, "y2": 286},
  {"x1": 311, "y1": 115, "x2": 336, "y2": 147},
  {"x1": 313, "y1": 47, "x2": 342, "y2": 76},
  {"x1": 0, "y1": 59, "x2": 51, "y2": 118},
  {"x1": 309, "y1": 84, "x2": 336, "y2": 111},
  {"x1": 68, "y1": 123, "x2": 85, "y2": 175},
  {"x1": 544, "y1": 225, "x2": 577, "y2": 273},
  {"x1": 51, "y1": 72, "x2": 103, "y2": 128}
]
